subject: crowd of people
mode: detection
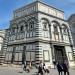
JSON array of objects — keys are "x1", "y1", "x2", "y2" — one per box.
[
  {"x1": 37, "y1": 60, "x2": 50, "y2": 75},
  {"x1": 56, "y1": 61, "x2": 69, "y2": 75},
  {"x1": 22, "y1": 60, "x2": 70, "y2": 75}
]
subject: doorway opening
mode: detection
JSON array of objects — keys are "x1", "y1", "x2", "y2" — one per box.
[{"x1": 54, "y1": 45, "x2": 68, "y2": 63}]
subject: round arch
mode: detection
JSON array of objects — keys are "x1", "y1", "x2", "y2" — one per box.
[
  {"x1": 27, "y1": 17, "x2": 38, "y2": 30},
  {"x1": 27, "y1": 17, "x2": 38, "y2": 22},
  {"x1": 0, "y1": 36, "x2": 5, "y2": 40},
  {"x1": 61, "y1": 24, "x2": 69, "y2": 33},
  {"x1": 18, "y1": 20, "x2": 28, "y2": 31},
  {"x1": 11, "y1": 23, "x2": 18, "y2": 29},
  {"x1": 18, "y1": 20, "x2": 27, "y2": 25},
  {"x1": 61, "y1": 24, "x2": 69, "y2": 29},
  {"x1": 40, "y1": 18, "x2": 51, "y2": 25},
  {"x1": 51, "y1": 20, "x2": 61, "y2": 28}
]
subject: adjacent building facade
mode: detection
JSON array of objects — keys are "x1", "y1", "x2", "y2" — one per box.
[
  {"x1": 0, "y1": 30, "x2": 7, "y2": 63},
  {"x1": 68, "y1": 14, "x2": 75, "y2": 62},
  {"x1": 68, "y1": 14, "x2": 75, "y2": 47},
  {"x1": 5, "y1": 1, "x2": 75, "y2": 67}
]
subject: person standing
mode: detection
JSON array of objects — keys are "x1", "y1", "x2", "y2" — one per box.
[
  {"x1": 23, "y1": 61, "x2": 26, "y2": 71},
  {"x1": 43, "y1": 63, "x2": 46, "y2": 72},
  {"x1": 62, "y1": 61, "x2": 69, "y2": 75},
  {"x1": 37, "y1": 60, "x2": 43, "y2": 75},
  {"x1": 53, "y1": 61, "x2": 56, "y2": 69},
  {"x1": 56, "y1": 62, "x2": 63, "y2": 75}
]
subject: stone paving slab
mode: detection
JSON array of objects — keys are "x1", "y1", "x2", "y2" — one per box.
[{"x1": 0, "y1": 66, "x2": 75, "y2": 75}]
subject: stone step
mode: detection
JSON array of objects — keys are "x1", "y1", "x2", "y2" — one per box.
[
  {"x1": 0, "y1": 55, "x2": 5, "y2": 57},
  {"x1": 0, "y1": 56, "x2": 5, "y2": 57},
  {"x1": 73, "y1": 56, "x2": 75, "y2": 58},
  {"x1": 73, "y1": 53, "x2": 75, "y2": 55},
  {"x1": 0, "y1": 58, "x2": 5, "y2": 59},
  {"x1": 73, "y1": 55, "x2": 75, "y2": 56}
]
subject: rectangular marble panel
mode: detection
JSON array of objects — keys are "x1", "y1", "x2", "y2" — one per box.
[
  {"x1": 43, "y1": 50, "x2": 50, "y2": 62},
  {"x1": 26, "y1": 52, "x2": 30, "y2": 61}
]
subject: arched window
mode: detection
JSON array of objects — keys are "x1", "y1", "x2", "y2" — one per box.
[
  {"x1": 54, "y1": 25, "x2": 58, "y2": 34},
  {"x1": 53, "y1": 22, "x2": 60, "y2": 35},
  {"x1": 61, "y1": 24, "x2": 69, "y2": 42},
  {"x1": 12, "y1": 28, "x2": 15, "y2": 33},
  {"x1": 43, "y1": 21, "x2": 48, "y2": 30},
  {"x1": 25, "y1": 24, "x2": 28, "y2": 30},
  {"x1": 11, "y1": 23, "x2": 17, "y2": 33},
  {"x1": 62, "y1": 25, "x2": 68, "y2": 35},
  {"x1": 29, "y1": 21, "x2": 34, "y2": 30},
  {"x1": 18, "y1": 20, "x2": 27, "y2": 32},
  {"x1": 20, "y1": 25, "x2": 24, "y2": 32},
  {"x1": 41, "y1": 19, "x2": 49, "y2": 31},
  {"x1": 28, "y1": 17, "x2": 37, "y2": 31},
  {"x1": 52, "y1": 21, "x2": 60, "y2": 41},
  {"x1": 41, "y1": 18, "x2": 50, "y2": 38}
]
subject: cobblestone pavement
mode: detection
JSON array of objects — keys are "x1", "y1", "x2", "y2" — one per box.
[{"x1": 0, "y1": 66, "x2": 75, "y2": 75}]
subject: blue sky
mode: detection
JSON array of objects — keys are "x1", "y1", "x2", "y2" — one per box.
[{"x1": 0, "y1": 0, "x2": 75, "y2": 29}]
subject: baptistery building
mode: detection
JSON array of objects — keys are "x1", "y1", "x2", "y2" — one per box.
[
  {"x1": 0, "y1": 30, "x2": 6, "y2": 51},
  {"x1": 5, "y1": 1, "x2": 75, "y2": 67},
  {"x1": 0, "y1": 30, "x2": 8, "y2": 63}
]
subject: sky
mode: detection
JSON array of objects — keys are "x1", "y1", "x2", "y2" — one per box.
[{"x1": 0, "y1": 0, "x2": 75, "y2": 29}]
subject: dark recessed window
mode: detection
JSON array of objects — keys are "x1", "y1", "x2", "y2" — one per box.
[
  {"x1": 62, "y1": 25, "x2": 68, "y2": 35},
  {"x1": 54, "y1": 26, "x2": 58, "y2": 33},
  {"x1": 12, "y1": 28, "x2": 15, "y2": 33},
  {"x1": 30, "y1": 24, "x2": 33, "y2": 29},
  {"x1": 20, "y1": 26, "x2": 24, "y2": 32},
  {"x1": 43, "y1": 22, "x2": 48, "y2": 30},
  {"x1": 63, "y1": 28, "x2": 67, "y2": 34},
  {"x1": 29, "y1": 21, "x2": 34, "y2": 30},
  {"x1": 26, "y1": 25, "x2": 28, "y2": 30}
]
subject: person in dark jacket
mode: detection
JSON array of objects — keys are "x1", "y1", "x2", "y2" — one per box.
[
  {"x1": 53, "y1": 61, "x2": 56, "y2": 69},
  {"x1": 56, "y1": 62, "x2": 63, "y2": 75},
  {"x1": 62, "y1": 62, "x2": 69, "y2": 75},
  {"x1": 23, "y1": 61, "x2": 26, "y2": 71},
  {"x1": 37, "y1": 61, "x2": 43, "y2": 75},
  {"x1": 38, "y1": 65, "x2": 43, "y2": 75}
]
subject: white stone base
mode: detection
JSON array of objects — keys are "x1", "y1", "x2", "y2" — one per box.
[{"x1": 69, "y1": 61, "x2": 75, "y2": 68}]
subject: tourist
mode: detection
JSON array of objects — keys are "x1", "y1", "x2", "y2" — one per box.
[
  {"x1": 62, "y1": 61, "x2": 69, "y2": 75},
  {"x1": 37, "y1": 60, "x2": 43, "y2": 75},
  {"x1": 56, "y1": 62, "x2": 63, "y2": 75},
  {"x1": 23, "y1": 61, "x2": 26, "y2": 71},
  {"x1": 43, "y1": 63, "x2": 50, "y2": 73},
  {"x1": 53, "y1": 60, "x2": 56, "y2": 69},
  {"x1": 43, "y1": 63, "x2": 46, "y2": 73}
]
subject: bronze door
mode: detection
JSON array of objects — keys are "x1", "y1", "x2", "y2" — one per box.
[{"x1": 54, "y1": 45, "x2": 67, "y2": 63}]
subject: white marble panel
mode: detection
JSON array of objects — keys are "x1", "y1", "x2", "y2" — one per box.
[
  {"x1": 9, "y1": 53, "x2": 12, "y2": 61},
  {"x1": 26, "y1": 52, "x2": 30, "y2": 61},
  {"x1": 31, "y1": 52, "x2": 35, "y2": 61},
  {"x1": 0, "y1": 44, "x2": 2, "y2": 51}
]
